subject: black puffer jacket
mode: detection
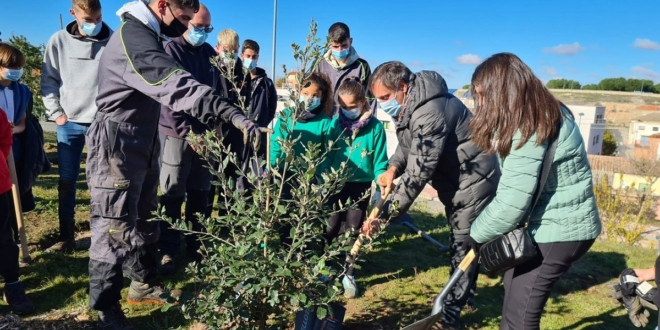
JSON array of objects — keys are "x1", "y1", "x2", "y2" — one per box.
[{"x1": 387, "y1": 71, "x2": 500, "y2": 234}]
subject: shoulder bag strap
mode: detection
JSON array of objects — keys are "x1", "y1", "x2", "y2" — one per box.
[{"x1": 520, "y1": 124, "x2": 560, "y2": 226}]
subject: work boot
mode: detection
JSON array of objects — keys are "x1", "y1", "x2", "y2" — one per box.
[
  {"x1": 127, "y1": 281, "x2": 181, "y2": 305},
  {"x1": 3, "y1": 281, "x2": 35, "y2": 315},
  {"x1": 98, "y1": 303, "x2": 134, "y2": 330},
  {"x1": 342, "y1": 274, "x2": 358, "y2": 299},
  {"x1": 46, "y1": 239, "x2": 75, "y2": 253},
  {"x1": 158, "y1": 254, "x2": 176, "y2": 276}
]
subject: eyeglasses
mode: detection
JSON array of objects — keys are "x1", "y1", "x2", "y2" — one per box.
[{"x1": 190, "y1": 23, "x2": 214, "y2": 34}]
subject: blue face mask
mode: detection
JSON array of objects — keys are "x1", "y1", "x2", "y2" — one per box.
[
  {"x1": 3, "y1": 68, "x2": 24, "y2": 82},
  {"x1": 341, "y1": 107, "x2": 361, "y2": 120},
  {"x1": 332, "y1": 48, "x2": 350, "y2": 60},
  {"x1": 81, "y1": 21, "x2": 102, "y2": 37},
  {"x1": 243, "y1": 58, "x2": 258, "y2": 71},
  {"x1": 378, "y1": 90, "x2": 402, "y2": 117},
  {"x1": 299, "y1": 96, "x2": 321, "y2": 112},
  {"x1": 187, "y1": 28, "x2": 208, "y2": 47}
]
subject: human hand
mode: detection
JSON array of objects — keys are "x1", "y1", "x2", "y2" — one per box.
[
  {"x1": 461, "y1": 235, "x2": 481, "y2": 253},
  {"x1": 377, "y1": 168, "x2": 396, "y2": 193},
  {"x1": 55, "y1": 114, "x2": 68, "y2": 126},
  {"x1": 360, "y1": 218, "x2": 382, "y2": 237},
  {"x1": 232, "y1": 117, "x2": 261, "y2": 150}
]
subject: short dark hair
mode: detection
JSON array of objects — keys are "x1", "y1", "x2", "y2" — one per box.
[
  {"x1": 152, "y1": 0, "x2": 200, "y2": 12},
  {"x1": 328, "y1": 22, "x2": 350, "y2": 43},
  {"x1": 369, "y1": 61, "x2": 411, "y2": 92},
  {"x1": 242, "y1": 39, "x2": 260, "y2": 54}
]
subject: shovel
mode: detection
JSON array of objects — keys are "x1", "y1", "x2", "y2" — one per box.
[
  {"x1": 7, "y1": 149, "x2": 31, "y2": 265},
  {"x1": 400, "y1": 249, "x2": 477, "y2": 330}
]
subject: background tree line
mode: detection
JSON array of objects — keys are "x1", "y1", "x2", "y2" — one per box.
[{"x1": 547, "y1": 77, "x2": 660, "y2": 94}]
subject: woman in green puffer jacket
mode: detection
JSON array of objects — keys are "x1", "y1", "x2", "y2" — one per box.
[{"x1": 466, "y1": 53, "x2": 601, "y2": 330}]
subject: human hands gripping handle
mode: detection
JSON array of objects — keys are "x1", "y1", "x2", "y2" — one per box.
[
  {"x1": 231, "y1": 117, "x2": 272, "y2": 151},
  {"x1": 613, "y1": 268, "x2": 658, "y2": 327},
  {"x1": 349, "y1": 185, "x2": 393, "y2": 258}
]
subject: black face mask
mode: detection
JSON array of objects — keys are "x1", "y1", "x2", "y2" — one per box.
[
  {"x1": 161, "y1": 17, "x2": 187, "y2": 38},
  {"x1": 160, "y1": 5, "x2": 188, "y2": 38}
]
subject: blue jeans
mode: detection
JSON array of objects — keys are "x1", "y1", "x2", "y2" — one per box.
[{"x1": 57, "y1": 121, "x2": 89, "y2": 224}]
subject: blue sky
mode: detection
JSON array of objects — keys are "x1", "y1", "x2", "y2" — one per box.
[{"x1": 1, "y1": 1, "x2": 659, "y2": 89}]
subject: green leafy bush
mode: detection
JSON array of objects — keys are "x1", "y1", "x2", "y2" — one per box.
[{"x1": 158, "y1": 21, "x2": 373, "y2": 329}]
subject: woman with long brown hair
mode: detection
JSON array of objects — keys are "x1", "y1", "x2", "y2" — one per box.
[{"x1": 465, "y1": 53, "x2": 601, "y2": 330}]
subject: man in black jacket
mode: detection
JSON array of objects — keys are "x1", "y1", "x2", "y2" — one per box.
[
  {"x1": 363, "y1": 61, "x2": 500, "y2": 329},
  {"x1": 87, "y1": 0, "x2": 260, "y2": 328},
  {"x1": 157, "y1": 3, "x2": 217, "y2": 276}
]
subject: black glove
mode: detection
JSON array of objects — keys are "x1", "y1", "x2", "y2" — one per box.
[
  {"x1": 461, "y1": 235, "x2": 481, "y2": 253},
  {"x1": 612, "y1": 268, "x2": 656, "y2": 327},
  {"x1": 232, "y1": 117, "x2": 262, "y2": 151}
]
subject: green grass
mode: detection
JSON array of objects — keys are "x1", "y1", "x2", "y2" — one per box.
[{"x1": 8, "y1": 131, "x2": 659, "y2": 329}]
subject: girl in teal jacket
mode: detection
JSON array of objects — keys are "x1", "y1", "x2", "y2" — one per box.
[
  {"x1": 270, "y1": 73, "x2": 337, "y2": 175},
  {"x1": 466, "y1": 53, "x2": 601, "y2": 330},
  {"x1": 328, "y1": 77, "x2": 388, "y2": 299}
]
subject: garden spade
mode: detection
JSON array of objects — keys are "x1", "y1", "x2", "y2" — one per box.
[
  {"x1": 400, "y1": 249, "x2": 476, "y2": 330},
  {"x1": 7, "y1": 149, "x2": 31, "y2": 265}
]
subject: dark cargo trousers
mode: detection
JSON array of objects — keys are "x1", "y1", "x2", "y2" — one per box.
[
  {"x1": 158, "y1": 134, "x2": 212, "y2": 258},
  {"x1": 86, "y1": 117, "x2": 161, "y2": 311}
]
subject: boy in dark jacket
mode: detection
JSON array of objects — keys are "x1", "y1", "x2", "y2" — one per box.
[
  {"x1": 0, "y1": 108, "x2": 34, "y2": 315},
  {"x1": 240, "y1": 39, "x2": 277, "y2": 157}
]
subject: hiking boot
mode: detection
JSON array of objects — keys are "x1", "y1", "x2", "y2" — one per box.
[
  {"x1": 46, "y1": 240, "x2": 75, "y2": 253},
  {"x1": 342, "y1": 274, "x2": 358, "y2": 299},
  {"x1": 98, "y1": 303, "x2": 134, "y2": 330},
  {"x1": 3, "y1": 281, "x2": 35, "y2": 315},
  {"x1": 158, "y1": 254, "x2": 176, "y2": 276},
  {"x1": 127, "y1": 281, "x2": 181, "y2": 305}
]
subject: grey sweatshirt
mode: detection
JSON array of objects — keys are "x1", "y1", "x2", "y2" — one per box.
[{"x1": 41, "y1": 20, "x2": 112, "y2": 123}]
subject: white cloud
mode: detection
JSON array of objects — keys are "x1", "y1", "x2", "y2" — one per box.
[
  {"x1": 634, "y1": 38, "x2": 660, "y2": 50},
  {"x1": 542, "y1": 42, "x2": 585, "y2": 56},
  {"x1": 543, "y1": 66, "x2": 558, "y2": 77},
  {"x1": 456, "y1": 54, "x2": 482, "y2": 65},
  {"x1": 410, "y1": 61, "x2": 424, "y2": 68},
  {"x1": 632, "y1": 65, "x2": 659, "y2": 80}
]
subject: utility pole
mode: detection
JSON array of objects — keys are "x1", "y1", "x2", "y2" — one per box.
[
  {"x1": 59, "y1": 14, "x2": 64, "y2": 30},
  {"x1": 271, "y1": 0, "x2": 278, "y2": 83}
]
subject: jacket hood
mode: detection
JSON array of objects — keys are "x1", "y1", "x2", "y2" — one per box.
[
  {"x1": 252, "y1": 67, "x2": 268, "y2": 78},
  {"x1": 65, "y1": 20, "x2": 112, "y2": 41},
  {"x1": 116, "y1": 0, "x2": 160, "y2": 35},
  {"x1": 400, "y1": 71, "x2": 449, "y2": 122},
  {"x1": 322, "y1": 46, "x2": 360, "y2": 70}
]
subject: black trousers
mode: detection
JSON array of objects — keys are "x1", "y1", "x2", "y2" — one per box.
[
  {"x1": 500, "y1": 239, "x2": 595, "y2": 330},
  {"x1": 325, "y1": 182, "x2": 371, "y2": 276},
  {"x1": 0, "y1": 191, "x2": 19, "y2": 284}
]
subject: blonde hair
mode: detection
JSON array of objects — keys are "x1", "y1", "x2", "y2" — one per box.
[
  {"x1": 72, "y1": 0, "x2": 101, "y2": 12},
  {"x1": 217, "y1": 29, "x2": 239, "y2": 52}
]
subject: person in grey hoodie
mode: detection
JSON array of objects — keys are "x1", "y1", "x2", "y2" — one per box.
[
  {"x1": 41, "y1": 0, "x2": 112, "y2": 254},
  {"x1": 87, "y1": 0, "x2": 260, "y2": 328},
  {"x1": 314, "y1": 22, "x2": 373, "y2": 116},
  {"x1": 363, "y1": 61, "x2": 500, "y2": 329}
]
